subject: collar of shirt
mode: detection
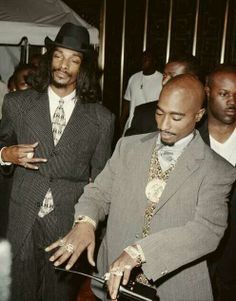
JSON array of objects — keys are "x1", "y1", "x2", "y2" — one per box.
[
  {"x1": 156, "y1": 131, "x2": 194, "y2": 171},
  {"x1": 48, "y1": 87, "x2": 77, "y2": 124}
]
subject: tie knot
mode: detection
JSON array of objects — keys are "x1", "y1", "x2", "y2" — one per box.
[
  {"x1": 159, "y1": 148, "x2": 174, "y2": 162},
  {"x1": 59, "y1": 98, "x2": 64, "y2": 106}
]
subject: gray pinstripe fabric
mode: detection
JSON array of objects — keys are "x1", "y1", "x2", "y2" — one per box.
[
  {"x1": 75, "y1": 132, "x2": 236, "y2": 301},
  {"x1": 0, "y1": 88, "x2": 115, "y2": 301}
]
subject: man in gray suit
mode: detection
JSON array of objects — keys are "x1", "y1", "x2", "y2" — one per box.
[
  {"x1": 47, "y1": 74, "x2": 235, "y2": 301},
  {"x1": 0, "y1": 23, "x2": 114, "y2": 301}
]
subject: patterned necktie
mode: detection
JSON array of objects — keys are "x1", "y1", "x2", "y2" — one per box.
[
  {"x1": 38, "y1": 98, "x2": 66, "y2": 218},
  {"x1": 52, "y1": 98, "x2": 66, "y2": 145}
]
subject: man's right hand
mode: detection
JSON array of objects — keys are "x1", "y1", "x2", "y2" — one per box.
[
  {"x1": 1, "y1": 142, "x2": 47, "y2": 169},
  {"x1": 45, "y1": 222, "x2": 96, "y2": 270}
]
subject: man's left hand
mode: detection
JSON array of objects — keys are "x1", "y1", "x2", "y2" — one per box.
[{"x1": 107, "y1": 251, "x2": 138, "y2": 300}]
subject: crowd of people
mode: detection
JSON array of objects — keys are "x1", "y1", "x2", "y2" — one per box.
[{"x1": 0, "y1": 22, "x2": 235, "y2": 301}]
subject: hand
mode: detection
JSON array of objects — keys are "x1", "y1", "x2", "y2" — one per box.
[
  {"x1": 45, "y1": 222, "x2": 96, "y2": 270},
  {"x1": 107, "y1": 250, "x2": 138, "y2": 300},
  {"x1": 2, "y1": 142, "x2": 47, "y2": 170}
]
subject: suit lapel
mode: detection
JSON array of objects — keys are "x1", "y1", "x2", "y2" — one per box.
[
  {"x1": 132, "y1": 133, "x2": 157, "y2": 212},
  {"x1": 25, "y1": 91, "x2": 54, "y2": 149},
  {"x1": 154, "y1": 133, "x2": 205, "y2": 213},
  {"x1": 54, "y1": 101, "x2": 90, "y2": 148},
  {"x1": 198, "y1": 119, "x2": 210, "y2": 146}
]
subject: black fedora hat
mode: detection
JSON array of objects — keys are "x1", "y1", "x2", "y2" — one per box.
[{"x1": 45, "y1": 22, "x2": 90, "y2": 53}]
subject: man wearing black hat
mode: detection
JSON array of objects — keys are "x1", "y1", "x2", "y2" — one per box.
[{"x1": 0, "y1": 23, "x2": 114, "y2": 301}]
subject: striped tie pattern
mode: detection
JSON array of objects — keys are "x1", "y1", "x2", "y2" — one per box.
[{"x1": 38, "y1": 99, "x2": 66, "y2": 218}]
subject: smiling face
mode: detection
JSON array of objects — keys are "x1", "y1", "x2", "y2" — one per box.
[
  {"x1": 156, "y1": 75, "x2": 205, "y2": 145},
  {"x1": 51, "y1": 47, "x2": 83, "y2": 92},
  {"x1": 206, "y1": 71, "x2": 236, "y2": 125}
]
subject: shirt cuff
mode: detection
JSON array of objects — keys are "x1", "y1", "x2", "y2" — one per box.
[
  {"x1": 124, "y1": 244, "x2": 146, "y2": 264},
  {"x1": 0, "y1": 147, "x2": 12, "y2": 166},
  {"x1": 74, "y1": 215, "x2": 97, "y2": 229}
]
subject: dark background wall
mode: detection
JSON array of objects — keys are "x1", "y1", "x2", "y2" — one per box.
[{"x1": 64, "y1": 0, "x2": 236, "y2": 131}]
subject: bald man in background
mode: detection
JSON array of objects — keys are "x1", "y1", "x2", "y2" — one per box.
[{"x1": 47, "y1": 75, "x2": 235, "y2": 301}]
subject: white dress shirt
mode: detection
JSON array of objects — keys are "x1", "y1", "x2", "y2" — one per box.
[
  {"x1": 48, "y1": 86, "x2": 76, "y2": 124},
  {"x1": 156, "y1": 132, "x2": 194, "y2": 171}
]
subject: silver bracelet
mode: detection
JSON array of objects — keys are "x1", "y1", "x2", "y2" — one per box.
[{"x1": 124, "y1": 245, "x2": 144, "y2": 266}]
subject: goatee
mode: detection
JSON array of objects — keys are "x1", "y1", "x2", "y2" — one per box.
[
  {"x1": 51, "y1": 78, "x2": 68, "y2": 88},
  {"x1": 160, "y1": 139, "x2": 175, "y2": 146}
]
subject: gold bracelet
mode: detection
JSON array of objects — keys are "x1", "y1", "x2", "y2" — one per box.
[{"x1": 73, "y1": 215, "x2": 96, "y2": 228}]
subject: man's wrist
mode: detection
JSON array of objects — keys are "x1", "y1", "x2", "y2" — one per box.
[
  {"x1": 0, "y1": 147, "x2": 11, "y2": 166},
  {"x1": 73, "y1": 215, "x2": 96, "y2": 229},
  {"x1": 124, "y1": 244, "x2": 145, "y2": 266}
]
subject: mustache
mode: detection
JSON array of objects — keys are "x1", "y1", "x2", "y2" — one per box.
[
  {"x1": 158, "y1": 129, "x2": 176, "y2": 136},
  {"x1": 52, "y1": 68, "x2": 71, "y2": 76}
]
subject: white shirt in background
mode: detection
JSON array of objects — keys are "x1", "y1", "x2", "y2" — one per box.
[
  {"x1": 123, "y1": 70, "x2": 163, "y2": 133},
  {"x1": 210, "y1": 128, "x2": 236, "y2": 166}
]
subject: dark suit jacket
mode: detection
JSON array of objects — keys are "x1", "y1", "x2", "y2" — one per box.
[
  {"x1": 0, "y1": 88, "x2": 115, "y2": 256},
  {"x1": 125, "y1": 101, "x2": 157, "y2": 136},
  {"x1": 124, "y1": 100, "x2": 206, "y2": 137},
  {"x1": 198, "y1": 120, "x2": 236, "y2": 287}
]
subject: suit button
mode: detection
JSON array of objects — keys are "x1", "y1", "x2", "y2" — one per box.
[
  {"x1": 49, "y1": 177, "x2": 53, "y2": 183},
  {"x1": 135, "y1": 234, "x2": 139, "y2": 238},
  {"x1": 161, "y1": 270, "x2": 168, "y2": 276},
  {"x1": 50, "y1": 150, "x2": 56, "y2": 156}
]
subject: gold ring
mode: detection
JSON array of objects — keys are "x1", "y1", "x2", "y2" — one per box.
[
  {"x1": 64, "y1": 243, "x2": 74, "y2": 254},
  {"x1": 111, "y1": 270, "x2": 123, "y2": 276},
  {"x1": 58, "y1": 239, "x2": 65, "y2": 247},
  {"x1": 110, "y1": 267, "x2": 123, "y2": 276},
  {"x1": 124, "y1": 265, "x2": 132, "y2": 270},
  {"x1": 26, "y1": 152, "x2": 34, "y2": 159}
]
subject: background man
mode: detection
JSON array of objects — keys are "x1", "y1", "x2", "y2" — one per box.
[
  {"x1": 199, "y1": 64, "x2": 236, "y2": 300},
  {"x1": 119, "y1": 49, "x2": 163, "y2": 135},
  {"x1": 0, "y1": 23, "x2": 114, "y2": 301},
  {"x1": 125, "y1": 55, "x2": 203, "y2": 136},
  {"x1": 47, "y1": 74, "x2": 235, "y2": 301}
]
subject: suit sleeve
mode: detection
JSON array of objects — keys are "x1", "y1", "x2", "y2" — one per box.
[
  {"x1": 90, "y1": 106, "x2": 115, "y2": 180},
  {"x1": 124, "y1": 106, "x2": 142, "y2": 136},
  {"x1": 0, "y1": 94, "x2": 18, "y2": 148},
  {"x1": 138, "y1": 162, "x2": 236, "y2": 282},
  {"x1": 0, "y1": 94, "x2": 17, "y2": 175},
  {"x1": 74, "y1": 137, "x2": 123, "y2": 225}
]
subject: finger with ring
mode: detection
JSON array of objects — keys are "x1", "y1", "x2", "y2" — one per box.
[
  {"x1": 110, "y1": 267, "x2": 123, "y2": 276},
  {"x1": 58, "y1": 238, "x2": 65, "y2": 247},
  {"x1": 64, "y1": 243, "x2": 74, "y2": 254},
  {"x1": 124, "y1": 265, "x2": 132, "y2": 270}
]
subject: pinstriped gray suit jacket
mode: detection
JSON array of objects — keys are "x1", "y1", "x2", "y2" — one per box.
[
  {"x1": 0, "y1": 88, "x2": 114, "y2": 256},
  {"x1": 75, "y1": 132, "x2": 236, "y2": 301}
]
